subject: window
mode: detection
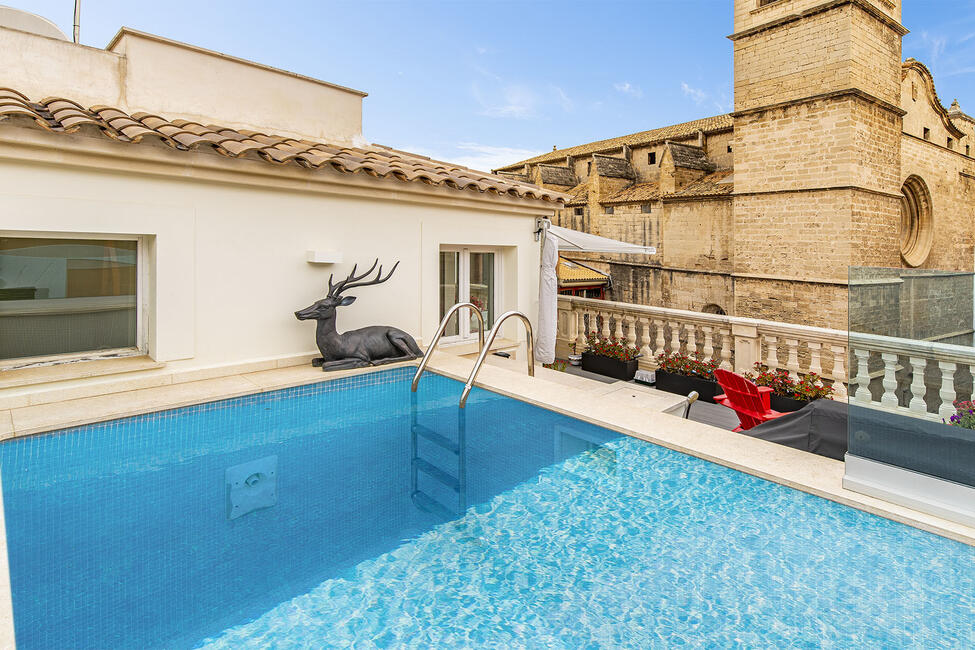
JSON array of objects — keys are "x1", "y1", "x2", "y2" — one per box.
[
  {"x1": 0, "y1": 236, "x2": 140, "y2": 361},
  {"x1": 948, "y1": 137, "x2": 954, "y2": 150},
  {"x1": 900, "y1": 175, "x2": 933, "y2": 267},
  {"x1": 641, "y1": 204, "x2": 652, "y2": 214},
  {"x1": 648, "y1": 152, "x2": 656, "y2": 165},
  {"x1": 923, "y1": 127, "x2": 931, "y2": 141},
  {"x1": 605, "y1": 206, "x2": 615, "y2": 215},
  {"x1": 727, "y1": 145, "x2": 733, "y2": 153},
  {"x1": 439, "y1": 247, "x2": 498, "y2": 340},
  {"x1": 587, "y1": 161, "x2": 592, "y2": 175},
  {"x1": 574, "y1": 207, "x2": 584, "y2": 216},
  {"x1": 967, "y1": 144, "x2": 971, "y2": 157}
]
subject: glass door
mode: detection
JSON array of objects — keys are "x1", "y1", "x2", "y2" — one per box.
[{"x1": 439, "y1": 248, "x2": 499, "y2": 342}]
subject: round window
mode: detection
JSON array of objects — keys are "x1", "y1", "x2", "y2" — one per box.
[{"x1": 899, "y1": 175, "x2": 933, "y2": 267}]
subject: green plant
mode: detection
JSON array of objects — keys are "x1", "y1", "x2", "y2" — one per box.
[
  {"x1": 655, "y1": 350, "x2": 718, "y2": 380},
  {"x1": 584, "y1": 331, "x2": 640, "y2": 362},
  {"x1": 543, "y1": 360, "x2": 568, "y2": 372},
  {"x1": 946, "y1": 400, "x2": 975, "y2": 429}
]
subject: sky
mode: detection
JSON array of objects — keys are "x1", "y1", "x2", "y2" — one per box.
[{"x1": 12, "y1": 0, "x2": 975, "y2": 171}]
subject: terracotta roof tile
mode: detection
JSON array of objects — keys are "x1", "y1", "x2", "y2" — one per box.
[
  {"x1": 665, "y1": 169, "x2": 734, "y2": 199},
  {"x1": 498, "y1": 113, "x2": 733, "y2": 169},
  {"x1": 564, "y1": 181, "x2": 591, "y2": 206},
  {"x1": 0, "y1": 88, "x2": 566, "y2": 205},
  {"x1": 557, "y1": 257, "x2": 609, "y2": 286},
  {"x1": 603, "y1": 182, "x2": 660, "y2": 205}
]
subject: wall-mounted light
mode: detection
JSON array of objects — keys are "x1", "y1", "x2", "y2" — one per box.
[{"x1": 306, "y1": 251, "x2": 343, "y2": 264}]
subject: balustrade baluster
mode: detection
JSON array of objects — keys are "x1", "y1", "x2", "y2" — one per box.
[
  {"x1": 614, "y1": 312, "x2": 625, "y2": 340},
  {"x1": 829, "y1": 344, "x2": 848, "y2": 401},
  {"x1": 718, "y1": 327, "x2": 733, "y2": 370},
  {"x1": 908, "y1": 356, "x2": 928, "y2": 414},
  {"x1": 600, "y1": 311, "x2": 611, "y2": 339},
  {"x1": 785, "y1": 339, "x2": 800, "y2": 378},
  {"x1": 701, "y1": 326, "x2": 715, "y2": 363},
  {"x1": 686, "y1": 325, "x2": 698, "y2": 357},
  {"x1": 807, "y1": 342, "x2": 822, "y2": 376},
  {"x1": 639, "y1": 316, "x2": 654, "y2": 362},
  {"x1": 575, "y1": 309, "x2": 587, "y2": 351},
  {"x1": 625, "y1": 315, "x2": 637, "y2": 348},
  {"x1": 853, "y1": 348, "x2": 871, "y2": 403},
  {"x1": 938, "y1": 361, "x2": 957, "y2": 420},
  {"x1": 669, "y1": 321, "x2": 681, "y2": 354},
  {"x1": 654, "y1": 318, "x2": 666, "y2": 358},
  {"x1": 880, "y1": 353, "x2": 898, "y2": 407},
  {"x1": 765, "y1": 335, "x2": 779, "y2": 370}
]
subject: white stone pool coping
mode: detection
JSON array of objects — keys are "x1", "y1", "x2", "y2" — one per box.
[{"x1": 1, "y1": 353, "x2": 974, "y2": 554}]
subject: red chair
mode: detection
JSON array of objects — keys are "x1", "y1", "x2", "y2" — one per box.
[{"x1": 713, "y1": 368, "x2": 785, "y2": 432}]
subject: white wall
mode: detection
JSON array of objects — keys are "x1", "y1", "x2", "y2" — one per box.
[
  {"x1": 0, "y1": 157, "x2": 542, "y2": 372},
  {"x1": 1, "y1": 25, "x2": 365, "y2": 146}
]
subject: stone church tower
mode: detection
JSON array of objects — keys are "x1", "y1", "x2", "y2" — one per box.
[{"x1": 730, "y1": 0, "x2": 908, "y2": 328}]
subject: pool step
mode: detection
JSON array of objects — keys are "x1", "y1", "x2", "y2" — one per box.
[
  {"x1": 410, "y1": 490, "x2": 457, "y2": 520},
  {"x1": 412, "y1": 423, "x2": 460, "y2": 454},
  {"x1": 413, "y1": 457, "x2": 461, "y2": 492}
]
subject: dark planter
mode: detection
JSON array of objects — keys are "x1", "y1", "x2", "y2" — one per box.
[
  {"x1": 655, "y1": 370, "x2": 720, "y2": 404},
  {"x1": 770, "y1": 394, "x2": 813, "y2": 413},
  {"x1": 581, "y1": 352, "x2": 638, "y2": 381}
]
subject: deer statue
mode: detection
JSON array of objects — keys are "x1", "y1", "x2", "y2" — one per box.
[{"x1": 295, "y1": 259, "x2": 422, "y2": 371}]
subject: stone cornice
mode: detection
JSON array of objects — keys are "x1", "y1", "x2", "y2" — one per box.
[
  {"x1": 732, "y1": 88, "x2": 907, "y2": 119},
  {"x1": 728, "y1": 0, "x2": 908, "y2": 41},
  {"x1": 733, "y1": 185, "x2": 904, "y2": 200}
]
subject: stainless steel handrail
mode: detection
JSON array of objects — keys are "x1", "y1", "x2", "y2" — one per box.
[
  {"x1": 459, "y1": 310, "x2": 534, "y2": 408},
  {"x1": 411, "y1": 302, "x2": 485, "y2": 391}
]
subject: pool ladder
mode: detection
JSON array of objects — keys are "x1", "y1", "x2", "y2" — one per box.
[
  {"x1": 410, "y1": 392, "x2": 467, "y2": 518},
  {"x1": 412, "y1": 304, "x2": 535, "y2": 408}
]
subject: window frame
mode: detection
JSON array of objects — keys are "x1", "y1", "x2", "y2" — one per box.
[
  {"x1": 0, "y1": 230, "x2": 148, "y2": 364},
  {"x1": 438, "y1": 245, "x2": 502, "y2": 344}
]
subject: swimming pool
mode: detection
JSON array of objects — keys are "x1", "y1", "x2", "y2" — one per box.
[{"x1": 1, "y1": 366, "x2": 973, "y2": 647}]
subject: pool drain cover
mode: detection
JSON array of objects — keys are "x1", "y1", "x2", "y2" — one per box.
[{"x1": 226, "y1": 456, "x2": 277, "y2": 520}]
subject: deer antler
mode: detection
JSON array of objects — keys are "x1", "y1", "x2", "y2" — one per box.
[{"x1": 327, "y1": 259, "x2": 399, "y2": 297}]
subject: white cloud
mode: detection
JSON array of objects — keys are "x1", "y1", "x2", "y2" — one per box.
[
  {"x1": 614, "y1": 81, "x2": 643, "y2": 98},
  {"x1": 451, "y1": 142, "x2": 544, "y2": 172},
  {"x1": 552, "y1": 85, "x2": 574, "y2": 112},
  {"x1": 681, "y1": 82, "x2": 731, "y2": 113},
  {"x1": 681, "y1": 82, "x2": 708, "y2": 105}
]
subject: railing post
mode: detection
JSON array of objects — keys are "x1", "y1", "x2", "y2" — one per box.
[
  {"x1": 785, "y1": 339, "x2": 800, "y2": 378},
  {"x1": 639, "y1": 316, "x2": 655, "y2": 370},
  {"x1": 576, "y1": 308, "x2": 587, "y2": 352},
  {"x1": 701, "y1": 326, "x2": 715, "y2": 363},
  {"x1": 614, "y1": 311, "x2": 625, "y2": 340},
  {"x1": 807, "y1": 341, "x2": 823, "y2": 376},
  {"x1": 732, "y1": 323, "x2": 760, "y2": 374},
  {"x1": 938, "y1": 361, "x2": 957, "y2": 420},
  {"x1": 600, "y1": 310, "x2": 611, "y2": 339},
  {"x1": 654, "y1": 318, "x2": 666, "y2": 358},
  {"x1": 853, "y1": 348, "x2": 871, "y2": 404},
  {"x1": 669, "y1": 320, "x2": 681, "y2": 354},
  {"x1": 830, "y1": 344, "x2": 848, "y2": 401},
  {"x1": 908, "y1": 356, "x2": 927, "y2": 414},
  {"x1": 765, "y1": 335, "x2": 779, "y2": 370},
  {"x1": 880, "y1": 353, "x2": 898, "y2": 407},
  {"x1": 718, "y1": 327, "x2": 733, "y2": 371},
  {"x1": 686, "y1": 325, "x2": 698, "y2": 357}
]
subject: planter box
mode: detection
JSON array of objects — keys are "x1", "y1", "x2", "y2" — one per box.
[
  {"x1": 655, "y1": 370, "x2": 720, "y2": 403},
  {"x1": 581, "y1": 352, "x2": 638, "y2": 381},
  {"x1": 770, "y1": 394, "x2": 814, "y2": 413}
]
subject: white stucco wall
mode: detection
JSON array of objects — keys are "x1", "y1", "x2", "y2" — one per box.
[
  {"x1": 0, "y1": 25, "x2": 365, "y2": 146},
  {"x1": 0, "y1": 146, "x2": 543, "y2": 373}
]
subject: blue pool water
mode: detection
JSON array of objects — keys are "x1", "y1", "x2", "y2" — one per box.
[{"x1": 1, "y1": 366, "x2": 973, "y2": 648}]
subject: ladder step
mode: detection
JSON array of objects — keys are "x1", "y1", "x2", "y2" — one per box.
[
  {"x1": 413, "y1": 424, "x2": 459, "y2": 454},
  {"x1": 411, "y1": 490, "x2": 457, "y2": 519},
  {"x1": 413, "y1": 458, "x2": 460, "y2": 492}
]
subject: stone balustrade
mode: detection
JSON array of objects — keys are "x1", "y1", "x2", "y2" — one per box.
[
  {"x1": 557, "y1": 295, "x2": 852, "y2": 400},
  {"x1": 558, "y1": 295, "x2": 975, "y2": 419}
]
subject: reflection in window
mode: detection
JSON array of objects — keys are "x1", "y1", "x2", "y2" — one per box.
[
  {"x1": 0, "y1": 237, "x2": 138, "y2": 360},
  {"x1": 439, "y1": 251, "x2": 460, "y2": 337},
  {"x1": 438, "y1": 248, "x2": 498, "y2": 341}
]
